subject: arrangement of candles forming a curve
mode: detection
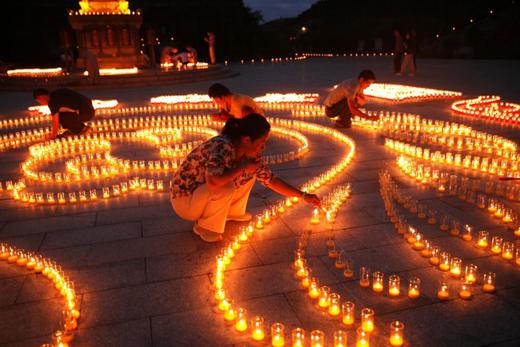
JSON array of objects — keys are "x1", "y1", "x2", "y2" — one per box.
[
  {"x1": 1, "y1": 116, "x2": 310, "y2": 205},
  {"x1": 451, "y1": 96, "x2": 520, "y2": 126},
  {"x1": 379, "y1": 171, "x2": 500, "y2": 300},
  {"x1": 211, "y1": 119, "x2": 374, "y2": 347},
  {"x1": 0, "y1": 243, "x2": 79, "y2": 347}
]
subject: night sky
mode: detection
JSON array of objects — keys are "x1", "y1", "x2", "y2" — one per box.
[{"x1": 243, "y1": 0, "x2": 317, "y2": 22}]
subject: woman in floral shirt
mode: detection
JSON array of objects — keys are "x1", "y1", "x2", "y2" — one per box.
[{"x1": 171, "y1": 113, "x2": 320, "y2": 242}]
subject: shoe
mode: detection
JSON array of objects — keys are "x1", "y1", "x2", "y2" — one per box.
[
  {"x1": 193, "y1": 223, "x2": 223, "y2": 242},
  {"x1": 227, "y1": 212, "x2": 253, "y2": 222}
]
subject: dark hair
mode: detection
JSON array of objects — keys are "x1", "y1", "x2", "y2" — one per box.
[
  {"x1": 358, "y1": 69, "x2": 376, "y2": 80},
  {"x1": 222, "y1": 113, "x2": 271, "y2": 142},
  {"x1": 208, "y1": 83, "x2": 231, "y2": 98},
  {"x1": 33, "y1": 88, "x2": 49, "y2": 99}
]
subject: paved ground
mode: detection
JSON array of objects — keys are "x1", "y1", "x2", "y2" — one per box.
[{"x1": 0, "y1": 57, "x2": 520, "y2": 346}]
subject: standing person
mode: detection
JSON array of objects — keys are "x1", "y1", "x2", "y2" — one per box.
[
  {"x1": 400, "y1": 32, "x2": 416, "y2": 76},
  {"x1": 33, "y1": 88, "x2": 95, "y2": 139},
  {"x1": 393, "y1": 29, "x2": 404, "y2": 75},
  {"x1": 170, "y1": 114, "x2": 320, "y2": 242},
  {"x1": 323, "y1": 69, "x2": 378, "y2": 128},
  {"x1": 208, "y1": 83, "x2": 265, "y2": 121},
  {"x1": 84, "y1": 49, "x2": 100, "y2": 84},
  {"x1": 410, "y1": 29, "x2": 418, "y2": 72},
  {"x1": 186, "y1": 46, "x2": 198, "y2": 65},
  {"x1": 204, "y1": 32, "x2": 216, "y2": 64}
]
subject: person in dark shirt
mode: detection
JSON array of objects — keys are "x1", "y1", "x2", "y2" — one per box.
[{"x1": 33, "y1": 88, "x2": 95, "y2": 139}]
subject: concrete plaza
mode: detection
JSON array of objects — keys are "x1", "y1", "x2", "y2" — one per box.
[{"x1": 1, "y1": 57, "x2": 520, "y2": 346}]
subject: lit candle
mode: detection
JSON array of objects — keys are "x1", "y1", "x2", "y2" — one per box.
[
  {"x1": 388, "y1": 275, "x2": 400, "y2": 297},
  {"x1": 482, "y1": 272, "x2": 496, "y2": 293},
  {"x1": 342, "y1": 301, "x2": 355, "y2": 325},
  {"x1": 372, "y1": 271, "x2": 384, "y2": 293},
  {"x1": 490, "y1": 236, "x2": 503, "y2": 254},
  {"x1": 356, "y1": 327, "x2": 370, "y2": 347},
  {"x1": 328, "y1": 293, "x2": 341, "y2": 316},
  {"x1": 408, "y1": 277, "x2": 421, "y2": 298},
  {"x1": 308, "y1": 278, "x2": 320, "y2": 299},
  {"x1": 429, "y1": 247, "x2": 440, "y2": 265},
  {"x1": 420, "y1": 240, "x2": 432, "y2": 257},
  {"x1": 251, "y1": 316, "x2": 265, "y2": 341},
  {"x1": 459, "y1": 280, "x2": 472, "y2": 300},
  {"x1": 271, "y1": 323, "x2": 285, "y2": 347},
  {"x1": 389, "y1": 321, "x2": 405, "y2": 346},
  {"x1": 464, "y1": 264, "x2": 477, "y2": 284},
  {"x1": 318, "y1": 286, "x2": 331, "y2": 308},
  {"x1": 291, "y1": 328, "x2": 305, "y2": 347},
  {"x1": 335, "y1": 251, "x2": 345, "y2": 269},
  {"x1": 361, "y1": 308, "x2": 375, "y2": 332},
  {"x1": 449, "y1": 257, "x2": 462, "y2": 278},
  {"x1": 437, "y1": 282, "x2": 450, "y2": 300},
  {"x1": 235, "y1": 307, "x2": 248, "y2": 332},
  {"x1": 343, "y1": 259, "x2": 354, "y2": 278},
  {"x1": 439, "y1": 252, "x2": 450, "y2": 271},
  {"x1": 310, "y1": 330, "x2": 325, "y2": 347},
  {"x1": 310, "y1": 208, "x2": 320, "y2": 224},
  {"x1": 360, "y1": 267, "x2": 371, "y2": 287},
  {"x1": 477, "y1": 230, "x2": 489, "y2": 248},
  {"x1": 462, "y1": 224, "x2": 472, "y2": 241},
  {"x1": 333, "y1": 329, "x2": 348, "y2": 347},
  {"x1": 501, "y1": 241, "x2": 514, "y2": 260}
]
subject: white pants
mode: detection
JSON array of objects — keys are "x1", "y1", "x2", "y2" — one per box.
[{"x1": 171, "y1": 178, "x2": 255, "y2": 234}]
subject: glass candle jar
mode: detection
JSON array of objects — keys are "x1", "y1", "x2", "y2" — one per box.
[
  {"x1": 490, "y1": 236, "x2": 503, "y2": 254},
  {"x1": 388, "y1": 275, "x2": 400, "y2": 297},
  {"x1": 328, "y1": 293, "x2": 341, "y2": 316},
  {"x1": 449, "y1": 257, "x2": 462, "y2": 278},
  {"x1": 389, "y1": 321, "x2": 405, "y2": 346},
  {"x1": 408, "y1": 277, "x2": 421, "y2": 298},
  {"x1": 372, "y1": 271, "x2": 384, "y2": 293},
  {"x1": 318, "y1": 286, "x2": 331, "y2": 308},
  {"x1": 333, "y1": 329, "x2": 348, "y2": 347},
  {"x1": 251, "y1": 316, "x2": 265, "y2": 341},
  {"x1": 356, "y1": 327, "x2": 370, "y2": 347},
  {"x1": 291, "y1": 328, "x2": 305, "y2": 347},
  {"x1": 310, "y1": 330, "x2": 325, "y2": 347},
  {"x1": 439, "y1": 251, "x2": 451, "y2": 271},
  {"x1": 464, "y1": 264, "x2": 478, "y2": 284},
  {"x1": 501, "y1": 241, "x2": 514, "y2": 260},
  {"x1": 429, "y1": 246, "x2": 441, "y2": 265},
  {"x1": 437, "y1": 282, "x2": 450, "y2": 300},
  {"x1": 482, "y1": 272, "x2": 496, "y2": 293},
  {"x1": 361, "y1": 308, "x2": 375, "y2": 332},
  {"x1": 271, "y1": 323, "x2": 285, "y2": 347},
  {"x1": 476, "y1": 230, "x2": 489, "y2": 248},
  {"x1": 341, "y1": 301, "x2": 355, "y2": 326},
  {"x1": 359, "y1": 267, "x2": 371, "y2": 288}
]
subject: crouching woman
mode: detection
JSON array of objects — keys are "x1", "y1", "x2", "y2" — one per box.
[{"x1": 170, "y1": 113, "x2": 320, "y2": 242}]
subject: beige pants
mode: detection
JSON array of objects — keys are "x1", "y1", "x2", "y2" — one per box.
[
  {"x1": 171, "y1": 178, "x2": 255, "y2": 234},
  {"x1": 400, "y1": 53, "x2": 415, "y2": 75}
]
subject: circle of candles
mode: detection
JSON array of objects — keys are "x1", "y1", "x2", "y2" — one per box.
[
  {"x1": 235, "y1": 308, "x2": 248, "y2": 332},
  {"x1": 356, "y1": 327, "x2": 370, "y2": 347},
  {"x1": 310, "y1": 330, "x2": 325, "y2": 347},
  {"x1": 437, "y1": 282, "x2": 450, "y2": 300},
  {"x1": 459, "y1": 279, "x2": 472, "y2": 300},
  {"x1": 372, "y1": 272, "x2": 384, "y2": 293},
  {"x1": 482, "y1": 272, "x2": 497, "y2": 293},
  {"x1": 342, "y1": 301, "x2": 355, "y2": 325},
  {"x1": 361, "y1": 308, "x2": 375, "y2": 332},
  {"x1": 388, "y1": 275, "x2": 400, "y2": 297},
  {"x1": 464, "y1": 264, "x2": 478, "y2": 284},
  {"x1": 251, "y1": 316, "x2": 265, "y2": 341},
  {"x1": 389, "y1": 320, "x2": 405, "y2": 346},
  {"x1": 408, "y1": 277, "x2": 421, "y2": 298},
  {"x1": 291, "y1": 327, "x2": 306, "y2": 347},
  {"x1": 318, "y1": 286, "x2": 331, "y2": 308},
  {"x1": 476, "y1": 230, "x2": 489, "y2": 248},
  {"x1": 449, "y1": 257, "x2": 462, "y2": 278},
  {"x1": 328, "y1": 293, "x2": 341, "y2": 316},
  {"x1": 271, "y1": 323, "x2": 285, "y2": 347},
  {"x1": 501, "y1": 241, "x2": 514, "y2": 260},
  {"x1": 359, "y1": 267, "x2": 371, "y2": 287}
]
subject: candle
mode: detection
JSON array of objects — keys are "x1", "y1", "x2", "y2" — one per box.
[
  {"x1": 271, "y1": 323, "x2": 285, "y2": 347},
  {"x1": 218, "y1": 298, "x2": 231, "y2": 312},
  {"x1": 310, "y1": 330, "x2": 325, "y2": 347},
  {"x1": 235, "y1": 308, "x2": 248, "y2": 332},
  {"x1": 408, "y1": 277, "x2": 421, "y2": 298},
  {"x1": 412, "y1": 233, "x2": 425, "y2": 250},
  {"x1": 255, "y1": 214, "x2": 264, "y2": 229},
  {"x1": 429, "y1": 247, "x2": 440, "y2": 265},
  {"x1": 356, "y1": 327, "x2": 370, "y2": 347},
  {"x1": 501, "y1": 241, "x2": 514, "y2": 260},
  {"x1": 360, "y1": 267, "x2": 371, "y2": 287},
  {"x1": 476, "y1": 230, "x2": 489, "y2": 248},
  {"x1": 437, "y1": 282, "x2": 450, "y2": 300},
  {"x1": 459, "y1": 280, "x2": 472, "y2": 300},
  {"x1": 361, "y1": 308, "x2": 375, "y2": 332},
  {"x1": 224, "y1": 303, "x2": 236, "y2": 321},
  {"x1": 342, "y1": 301, "x2": 355, "y2": 325},
  {"x1": 328, "y1": 293, "x2": 341, "y2": 316},
  {"x1": 372, "y1": 272, "x2": 384, "y2": 293},
  {"x1": 251, "y1": 316, "x2": 265, "y2": 341},
  {"x1": 310, "y1": 208, "x2": 320, "y2": 224},
  {"x1": 308, "y1": 278, "x2": 320, "y2": 299},
  {"x1": 462, "y1": 224, "x2": 472, "y2": 241},
  {"x1": 388, "y1": 275, "x2": 400, "y2": 297},
  {"x1": 333, "y1": 329, "x2": 348, "y2": 347},
  {"x1": 449, "y1": 257, "x2": 462, "y2": 278},
  {"x1": 464, "y1": 264, "x2": 477, "y2": 284},
  {"x1": 420, "y1": 240, "x2": 432, "y2": 257},
  {"x1": 482, "y1": 272, "x2": 496, "y2": 293},
  {"x1": 490, "y1": 236, "x2": 503, "y2": 254},
  {"x1": 291, "y1": 328, "x2": 305, "y2": 347},
  {"x1": 389, "y1": 321, "x2": 405, "y2": 346},
  {"x1": 439, "y1": 252, "x2": 450, "y2": 271},
  {"x1": 335, "y1": 251, "x2": 345, "y2": 269},
  {"x1": 328, "y1": 244, "x2": 338, "y2": 258},
  {"x1": 318, "y1": 286, "x2": 331, "y2": 308},
  {"x1": 343, "y1": 259, "x2": 354, "y2": 278}
]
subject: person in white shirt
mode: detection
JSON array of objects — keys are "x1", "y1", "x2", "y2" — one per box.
[{"x1": 323, "y1": 69, "x2": 377, "y2": 128}]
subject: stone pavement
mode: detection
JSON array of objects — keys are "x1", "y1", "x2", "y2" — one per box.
[{"x1": 0, "y1": 57, "x2": 520, "y2": 346}]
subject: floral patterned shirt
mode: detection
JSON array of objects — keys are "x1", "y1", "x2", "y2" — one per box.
[{"x1": 170, "y1": 135, "x2": 274, "y2": 199}]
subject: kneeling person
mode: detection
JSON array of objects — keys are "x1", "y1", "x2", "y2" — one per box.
[
  {"x1": 170, "y1": 114, "x2": 320, "y2": 242},
  {"x1": 33, "y1": 88, "x2": 94, "y2": 139}
]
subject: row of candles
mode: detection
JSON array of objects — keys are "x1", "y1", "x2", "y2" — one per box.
[
  {"x1": 451, "y1": 95, "x2": 520, "y2": 126},
  {"x1": 6, "y1": 67, "x2": 64, "y2": 77},
  {"x1": 297, "y1": 185, "x2": 410, "y2": 346},
  {"x1": 0, "y1": 115, "x2": 48, "y2": 129},
  {"x1": 363, "y1": 83, "x2": 462, "y2": 102},
  {"x1": 28, "y1": 99, "x2": 119, "y2": 116},
  {"x1": 0, "y1": 243, "x2": 79, "y2": 346},
  {"x1": 233, "y1": 55, "x2": 308, "y2": 65},
  {"x1": 380, "y1": 171, "x2": 500, "y2": 298},
  {"x1": 301, "y1": 52, "x2": 394, "y2": 57},
  {"x1": 0, "y1": 128, "x2": 49, "y2": 151},
  {"x1": 212, "y1": 119, "x2": 358, "y2": 345},
  {"x1": 386, "y1": 138, "x2": 519, "y2": 176}
]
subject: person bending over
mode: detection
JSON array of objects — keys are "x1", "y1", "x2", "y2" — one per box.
[
  {"x1": 208, "y1": 83, "x2": 265, "y2": 122},
  {"x1": 323, "y1": 69, "x2": 377, "y2": 128},
  {"x1": 170, "y1": 113, "x2": 320, "y2": 242},
  {"x1": 33, "y1": 88, "x2": 94, "y2": 139}
]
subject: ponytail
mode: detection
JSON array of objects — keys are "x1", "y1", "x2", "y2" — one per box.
[{"x1": 222, "y1": 113, "x2": 270, "y2": 142}]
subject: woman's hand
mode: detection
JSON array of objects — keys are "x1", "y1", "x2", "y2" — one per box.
[{"x1": 302, "y1": 192, "x2": 321, "y2": 207}]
